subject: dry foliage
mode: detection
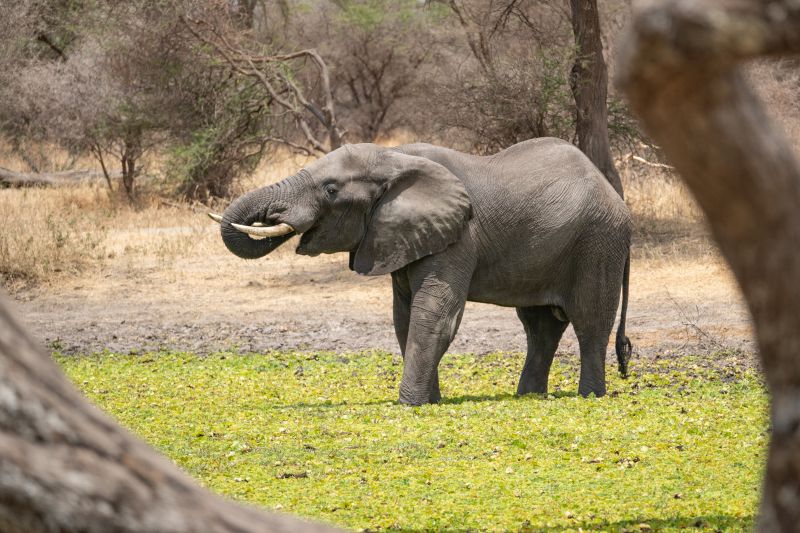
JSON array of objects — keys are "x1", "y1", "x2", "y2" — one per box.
[{"x1": 1, "y1": 0, "x2": 796, "y2": 202}]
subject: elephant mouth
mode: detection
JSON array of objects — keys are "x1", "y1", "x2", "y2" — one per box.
[{"x1": 296, "y1": 225, "x2": 320, "y2": 256}]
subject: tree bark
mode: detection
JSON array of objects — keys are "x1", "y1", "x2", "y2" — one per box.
[
  {"x1": 617, "y1": 1, "x2": 800, "y2": 530},
  {"x1": 569, "y1": 0, "x2": 624, "y2": 198},
  {"x1": 0, "y1": 291, "x2": 341, "y2": 533}
]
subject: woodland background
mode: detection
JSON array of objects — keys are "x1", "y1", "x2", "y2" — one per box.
[{"x1": 7, "y1": 0, "x2": 796, "y2": 202}]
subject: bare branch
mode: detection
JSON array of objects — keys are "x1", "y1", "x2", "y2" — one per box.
[
  {"x1": 183, "y1": 16, "x2": 342, "y2": 154},
  {"x1": 90, "y1": 144, "x2": 115, "y2": 191},
  {"x1": 263, "y1": 137, "x2": 316, "y2": 156},
  {"x1": 617, "y1": 153, "x2": 675, "y2": 171}
]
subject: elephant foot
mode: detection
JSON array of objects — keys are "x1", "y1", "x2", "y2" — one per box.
[
  {"x1": 516, "y1": 373, "x2": 548, "y2": 396},
  {"x1": 399, "y1": 383, "x2": 441, "y2": 406},
  {"x1": 398, "y1": 397, "x2": 440, "y2": 406},
  {"x1": 398, "y1": 393, "x2": 441, "y2": 406},
  {"x1": 578, "y1": 382, "x2": 606, "y2": 398},
  {"x1": 516, "y1": 381, "x2": 547, "y2": 396}
]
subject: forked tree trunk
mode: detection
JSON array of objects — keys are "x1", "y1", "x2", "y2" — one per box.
[
  {"x1": 618, "y1": 1, "x2": 800, "y2": 530},
  {"x1": 0, "y1": 291, "x2": 340, "y2": 532},
  {"x1": 569, "y1": 0, "x2": 624, "y2": 198}
]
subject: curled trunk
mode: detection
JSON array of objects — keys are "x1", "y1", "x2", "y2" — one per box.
[{"x1": 221, "y1": 177, "x2": 303, "y2": 259}]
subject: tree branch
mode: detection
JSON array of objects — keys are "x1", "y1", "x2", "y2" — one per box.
[{"x1": 183, "y1": 16, "x2": 342, "y2": 154}]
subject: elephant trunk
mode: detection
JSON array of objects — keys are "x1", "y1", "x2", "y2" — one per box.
[{"x1": 220, "y1": 177, "x2": 301, "y2": 259}]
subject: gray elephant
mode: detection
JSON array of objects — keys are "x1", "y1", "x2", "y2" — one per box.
[{"x1": 210, "y1": 139, "x2": 632, "y2": 405}]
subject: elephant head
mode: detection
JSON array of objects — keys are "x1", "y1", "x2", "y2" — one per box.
[{"x1": 211, "y1": 144, "x2": 472, "y2": 276}]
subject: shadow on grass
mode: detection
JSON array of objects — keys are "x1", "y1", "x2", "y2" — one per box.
[
  {"x1": 272, "y1": 390, "x2": 579, "y2": 410},
  {"x1": 441, "y1": 390, "x2": 579, "y2": 404},
  {"x1": 379, "y1": 514, "x2": 754, "y2": 532}
]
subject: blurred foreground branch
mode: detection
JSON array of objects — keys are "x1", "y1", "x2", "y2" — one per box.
[
  {"x1": 0, "y1": 290, "x2": 340, "y2": 532},
  {"x1": 618, "y1": 0, "x2": 800, "y2": 529}
]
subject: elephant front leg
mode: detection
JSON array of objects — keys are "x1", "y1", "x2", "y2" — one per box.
[{"x1": 398, "y1": 276, "x2": 468, "y2": 406}]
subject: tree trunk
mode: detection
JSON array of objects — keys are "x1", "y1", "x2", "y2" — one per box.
[
  {"x1": 0, "y1": 291, "x2": 341, "y2": 533},
  {"x1": 122, "y1": 155, "x2": 135, "y2": 200},
  {"x1": 92, "y1": 144, "x2": 115, "y2": 192},
  {"x1": 617, "y1": 1, "x2": 800, "y2": 530},
  {"x1": 569, "y1": 0, "x2": 624, "y2": 198}
]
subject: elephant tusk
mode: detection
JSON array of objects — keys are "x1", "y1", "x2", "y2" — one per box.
[
  {"x1": 231, "y1": 222, "x2": 295, "y2": 239},
  {"x1": 208, "y1": 213, "x2": 223, "y2": 223}
]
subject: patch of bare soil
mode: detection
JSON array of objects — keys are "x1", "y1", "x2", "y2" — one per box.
[{"x1": 11, "y1": 225, "x2": 756, "y2": 370}]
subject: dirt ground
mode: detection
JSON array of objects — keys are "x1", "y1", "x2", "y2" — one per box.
[{"x1": 11, "y1": 221, "x2": 756, "y2": 367}]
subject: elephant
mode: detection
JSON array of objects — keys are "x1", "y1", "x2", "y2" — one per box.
[{"x1": 210, "y1": 139, "x2": 632, "y2": 405}]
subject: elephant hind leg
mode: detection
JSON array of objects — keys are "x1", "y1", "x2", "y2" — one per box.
[
  {"x1": 567, "y1": 234, "x2": 627, "y2": 398},
  {"x1": 568, "y1": 299, "x2": 618, "y2": 398},
  {"x1": 571, "y1": 326, "x2": 611, "y2": 397},
  {"x1": 516, "y1": 306, "x2": 569, "y2": 395}
]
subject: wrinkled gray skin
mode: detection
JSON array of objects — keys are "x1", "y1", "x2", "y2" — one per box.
[{"x1": 220, "y1": 139, "x2": 632, "y2": 405}]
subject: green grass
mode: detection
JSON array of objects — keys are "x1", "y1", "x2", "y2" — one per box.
[{"x1": 56, "y1": 350, "x2": 767, "y2": 532}]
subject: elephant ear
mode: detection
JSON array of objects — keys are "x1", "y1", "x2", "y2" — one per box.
[{"x1": 352, "y1": 151, "x2": 472, "y2": 276}]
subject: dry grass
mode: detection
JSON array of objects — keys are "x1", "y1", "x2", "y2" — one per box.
[
  {"x1": 0, "y1": 187, "x2": 110, "y2": 284},
  {"x1": 0, "y1": 143, "x2": 713, "y2": 289},
  {"x1": 0, "y1": 147, "x2": 317, "y2": 288},
  {"x1": 617, "y1": 161, "x2": 714, "y2": 263},
  {"x1": 0, "y1": 186, "x2": 207, "y2": 286}
]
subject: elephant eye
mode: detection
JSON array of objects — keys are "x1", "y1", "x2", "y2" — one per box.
[{"x1": 324, "y1": 184, "x2": 338, "y2": 197}]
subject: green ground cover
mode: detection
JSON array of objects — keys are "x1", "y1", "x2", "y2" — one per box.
[{"x1": 57, "y1": 350, "x2": 766, "y2": 532}]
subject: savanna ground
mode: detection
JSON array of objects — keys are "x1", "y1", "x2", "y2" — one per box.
[{"x1": 1, "y1": 145, "x2": 765, "y2": 531}]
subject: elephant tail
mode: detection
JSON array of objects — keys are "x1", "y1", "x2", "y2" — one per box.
[{"x1": 615, "y1": 250, "x2": 633, "y2": 378}]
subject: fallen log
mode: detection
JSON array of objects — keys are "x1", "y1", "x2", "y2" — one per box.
[{"x1": 0, "y1": 166, "x2": 122, "y2": 187}]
